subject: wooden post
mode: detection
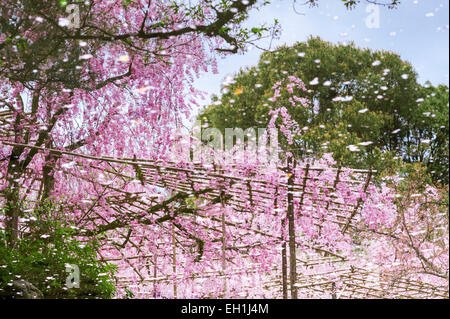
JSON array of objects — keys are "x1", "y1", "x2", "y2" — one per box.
[
  {"x1": 331, "y1": 282, "x2": 337, "y2": 299},
  {"x1": 294, "y1": 163, "x2": 310, "y2": 298},
  {"x1": 281, "y1": 221, "x2": 288, "y2": 299},
  {"x1": 215, "y1": 160, "x2": 227, "y2": 297},
  {"x1": 287, "y1": 157, "x2": 298, "y2": 299},
  {"x1": 276, "y1": 187, "x2": 288, "y2": 299},
  {"x1": 220, "y1": 192, "x2": 227, "y2": 296},
  {"x1": 172, "y1": 224, "x2": 177, "y2": 298},
  {"x1": 153, "y1": 253, "x2": 158, "y2": 298}
]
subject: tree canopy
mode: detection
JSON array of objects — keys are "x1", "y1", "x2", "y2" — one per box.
[{"x1": 199, "y1": 37, "x2": 449, "y2": 183}]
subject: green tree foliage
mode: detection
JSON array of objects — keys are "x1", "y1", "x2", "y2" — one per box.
[
  {"x1": 198, "y1": 37, "x2": 449, "y2": 184},
  {"x1": 401, "y1": 83, "x2": 449, "y2": 184},
  {"x1": 0, "y1": 199, "x2": 117, "y2": 299}
]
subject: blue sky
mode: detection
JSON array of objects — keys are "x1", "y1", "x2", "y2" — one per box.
[{"x1": 193, "y1": 0, "x2": 449, "y2": 108}]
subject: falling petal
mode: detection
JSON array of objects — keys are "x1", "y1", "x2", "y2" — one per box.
[
  {"x1": 309, "y1": 77, "x2": 319, "y2": 86},
  {"x1": 135, "y1": 86, "x2": 152, "y2": 93},
  {"x1": 333, "y1": 96, "x2": 353, "y2": 102},
  {"x1": 234, "y1": 88, "x2": 243, "y2": 95},
  {"x1": 118, "y1": 55, "x2": 130, "y2": 62},
  {"x1": 347, "y1": 145, "x2": 360, "y2": 152},
  {"x1": 79, "y1": 54, "x2": 93, "y2": 60},
  {"x1": 58, "y1": 18, "x2": 70, "y2": 27}
]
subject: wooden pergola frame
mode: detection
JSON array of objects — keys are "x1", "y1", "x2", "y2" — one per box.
[{"x1": 0, "y1": 139, "x2": 447, "y2": 299}]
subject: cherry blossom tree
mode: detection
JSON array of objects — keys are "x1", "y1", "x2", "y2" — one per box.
[
  {"x1": 361, "y1": 174, "x2": 449, "y2": 286},
  {"x1": 0, "y1": 0, "x2": 282, "y2": 245},
  {"x1": 2, "y1": 0, "x2": 443, "y2": 300}
]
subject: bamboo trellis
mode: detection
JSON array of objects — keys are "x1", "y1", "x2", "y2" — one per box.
[
  {"x1": 113, "y1": 257, "x2": 449, "y2": 299},
  {"x1": 292, "y1": 266, "x2": 449, "y2": 299},
  {"x1": 0, "y1": 140, "x2": 448, "y2": 299}
]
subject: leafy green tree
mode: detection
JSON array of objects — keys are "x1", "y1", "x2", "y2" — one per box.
[
  {"x1": 401, "y1": 84, "x2": 449, "y2": 184},
  {"x1": 0, "y1": 199, "x2": 117, "y2": 299},
  {"x1": 199, "y1": 37, "x2": 449, "y2": 183}
]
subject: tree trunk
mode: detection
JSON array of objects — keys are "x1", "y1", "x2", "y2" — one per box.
[{"x1": 4, "y1": 150, "x2": 23, "y2": 247}]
